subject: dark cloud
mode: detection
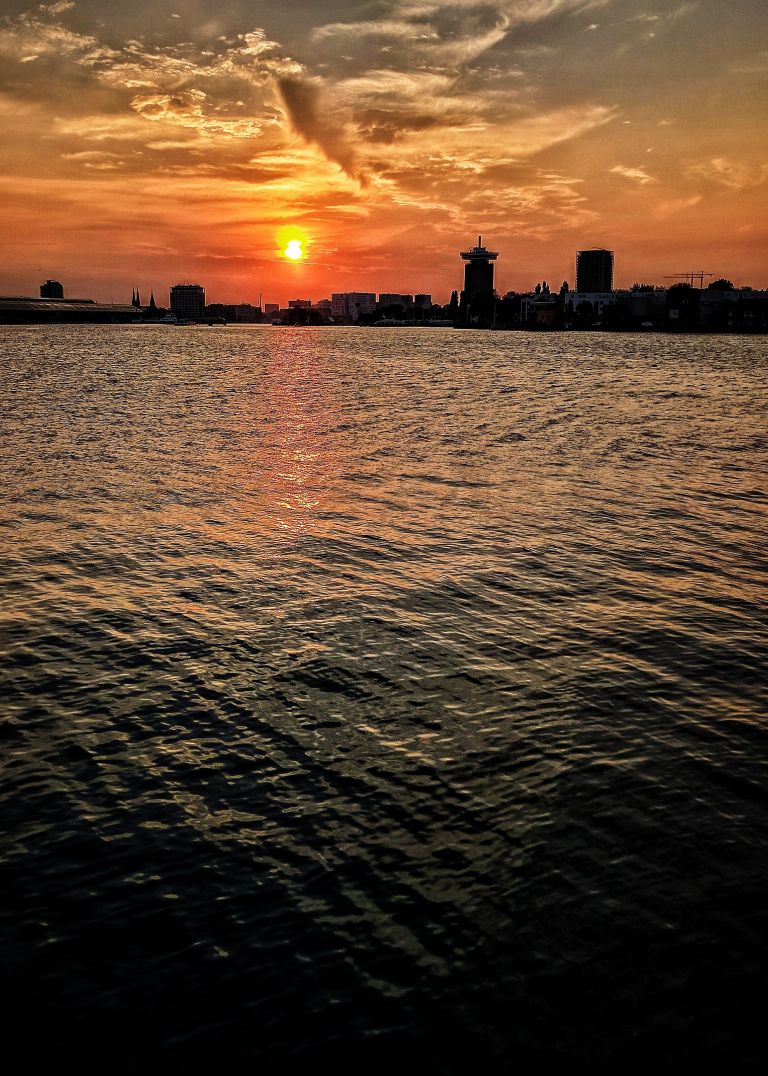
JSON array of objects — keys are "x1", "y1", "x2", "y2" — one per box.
[
  {"x1": 353, "y1": 107, "x2": 453, "y2": 144},
  {"x1": 276, "y1": 75, "x2": 368, "y2": 183}
]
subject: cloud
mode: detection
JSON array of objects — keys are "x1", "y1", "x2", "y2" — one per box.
[
  {"x1": 686, "y1": 157, "x2": 768, "y2": 189},
  {"x1": 0, "y1": 9, "x2": 111, "y2": 63},
  {"x1": 61, "y1": 149, "x2": 124, "y2": 160},
  {"x1": 313, "y1": 0, "x2": 615, "y2": 53},
  {"x1": 38, "y1": 1, "x2": 76, "y2": 14},
  {"x1": 353, "y1": 108, "x2": 452, "y2": 145},
  {"x1": 609, "y1": 164, "x2": 656, "y2": 184},
  {"x1": 653, "y1": 194, "x2": 702, "y2": 219},
  {"x1": 129, "y1": 89, "x2": 266, "y2": 140},
  {"x1": 276, "y1": 76, "x2": 367, "y2": 183},
  {"x1": 315, "y1": 0, "x2": 613, "y2": 39},
  {"x1": 500, "y1": 104, "x2": 617, "y2": 155}
]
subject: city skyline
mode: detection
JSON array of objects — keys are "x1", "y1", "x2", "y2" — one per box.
[
  {"x1": 17, "y1": 239, "x2": 764, "y2": 313},
  {"x1": 0, "y1": 1, "x2": 766, "y2": 304}
]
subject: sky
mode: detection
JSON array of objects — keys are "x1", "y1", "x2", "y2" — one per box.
[{"x1": 0, "y1": 0, "x2": 766, "y2": 304}]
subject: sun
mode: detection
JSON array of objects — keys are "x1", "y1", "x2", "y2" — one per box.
[{"x1": 284, "y1": 239, "x2": 304, "y2": 261}]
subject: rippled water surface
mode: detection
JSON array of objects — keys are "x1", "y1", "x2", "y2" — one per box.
[{"x1": 2, "y1": 326, "x2": 767, "y2": 1068}]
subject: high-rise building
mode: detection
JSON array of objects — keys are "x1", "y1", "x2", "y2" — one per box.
[
  {"x1": 170, "y1": 284, "x2": 205, "y2": 320},
  {"x1": 576, "y1": 249, "x2": 614, "y2": 292},
  {"x1": 40, "y1": 279, "x2": 64, "y2": 299},
  {"x1": 460, "y1": 237, "x2": 498, "y2": 304}
]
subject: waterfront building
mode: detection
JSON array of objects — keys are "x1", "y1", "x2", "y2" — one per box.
[
  {"x1": 698, "y1": 287, "x2": 768, "y2": 330},
  {"x1": 460, "y1": 237, "x2": 498, "y2": 305},
  {"x1": 40, "y1": 280, "x2": 64, "y2": 299},
  {"x1": 0, "y1": 295, "x2": 140, "y2": 324},
  {"x1": 565, "y1": 291, "x2": 616, "y2": 319},
  {"x1": 204, "y1": 303, "x2": 262, "y2": 322},
  {"x1": 264, "y1": 303, "x2": 280, "y2": 316},
  {"x1": 288, "y1": 299, "x2": 312, "y2": 311},
  {"x1": 622, "y1": 288, "x2": 667, "y2": 327},
  {"x1": 414, "y1": 294, "x2": 432, "y2": 309},
  {"x1": 233, "y1": 303, "x2": 260, "y2": 322},
  {"x1": 576, "y1": 249, "x2": 614, "y2": 293},
  {"x1": 521, "y1": 293, "x2": 560, "y2": 327},
  {"x1": 331, "y1": 292, "x2": 376, "y2": 322},
  {"x1": 170, "y1": 283, "x2": 205, "y2": 320},
  {"x1": 378, "y1": 294, "x2": 412, "y2": 309}
]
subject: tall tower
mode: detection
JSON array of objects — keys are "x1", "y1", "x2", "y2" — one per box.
[
  {"x1": 460, "y1": 236, "x2": 498, "y2": 305},
  {"x1": 576, "y1": 249, "x2": 613, "y2": 292}
]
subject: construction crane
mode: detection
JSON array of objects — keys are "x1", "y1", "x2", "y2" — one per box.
[{"x1": 663, "y1": 271, "x2": 714, "y2": 289}]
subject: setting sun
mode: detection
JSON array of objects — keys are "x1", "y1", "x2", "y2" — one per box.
[{"x1": 284, "y1": 240, "x2": 304, "y2": 261}]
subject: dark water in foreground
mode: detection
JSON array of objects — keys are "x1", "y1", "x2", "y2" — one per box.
[{"x1": 1, "y1": 326, "x2": 767, "y2": 1069}]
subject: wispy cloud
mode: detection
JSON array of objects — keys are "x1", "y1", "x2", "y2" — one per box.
[
  {"x1": 653, "y1": 194, "x2": 702, "y2": 218},
  {"x1": 610, "y1": 164, "x2": 656, "y2": 184},
  {"x1": 687, "y1": 157, "x2": 768, "y2": 189}
]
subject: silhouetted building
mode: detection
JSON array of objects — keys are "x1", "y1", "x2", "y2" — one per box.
[
  {"x1": 378, "y1": 293, "x2": 412, "y2": 309},
  {"x1": 522, "y1": 294, "x2": 559, "y2": 328},
  {"x1": 564, "y1": 290, "x2": 616, "y2": 327},
  {"x1": 132, "y1": 287, "x2": 142, "y2": 308},
  {"x1": 1, "y1": 295, "x2": 139, "y2": 324},
  {"x1": 288, "y1": 299, "x2": 312, "y2": 310},
  {"x1": 332, "y1": 293, "x2": 376, "y2": 321},
  {"x1": 265, "y1": 303, "x2": 280, "y2": 317},
  {"x1": 576, "y1": 249, "x2": 613, "y2": 292},
  {"x1": 460, "y1": 236, "x2": 498, "y2": 305},
  {"x1": 414, "y1": 294, "x2": 432, "y2": 309},
  {"x1": 40, "y1": 279, "x2": 64, "y2": 299},
  {"x1": 170, "y1": 283, "x2": 205, "y2": 320},
  {"x1": 233, "y1": 303, "x2": 261, "y2": 322}
]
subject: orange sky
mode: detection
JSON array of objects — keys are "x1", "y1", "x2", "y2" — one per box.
[{"x1": 0, "y1": 0, "x2": 766, "y2": 304}]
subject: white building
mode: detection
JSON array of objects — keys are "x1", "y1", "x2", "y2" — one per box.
[{"x1": 565, "y1": 291, "x2": 616, "y2": 317}]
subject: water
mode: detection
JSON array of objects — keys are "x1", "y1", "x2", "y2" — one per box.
[{"x1": 1, "y1": 326, "x2": 767, "y2": 1068}]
